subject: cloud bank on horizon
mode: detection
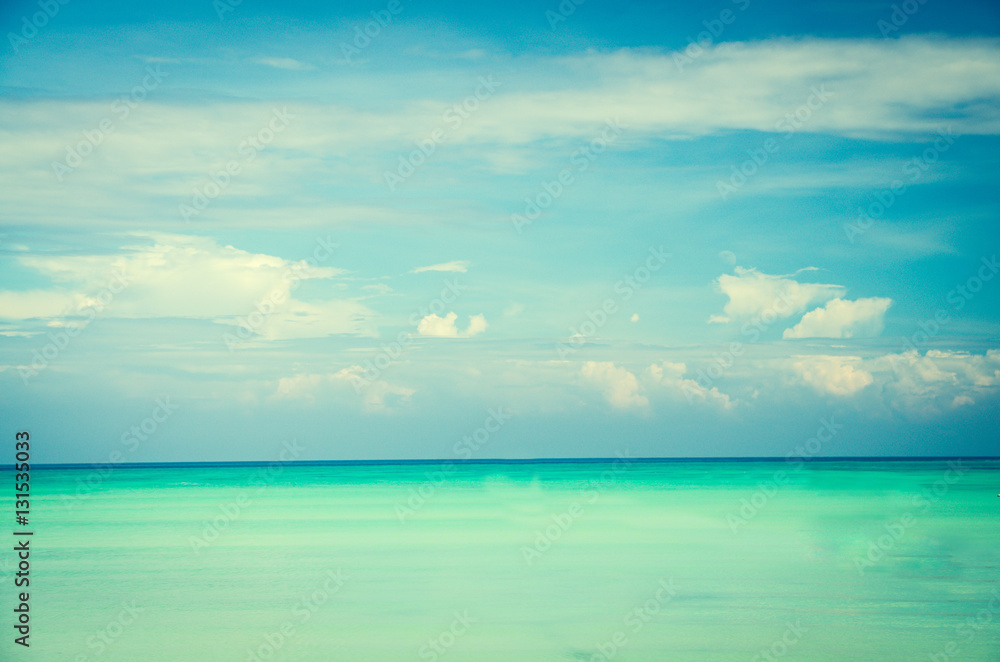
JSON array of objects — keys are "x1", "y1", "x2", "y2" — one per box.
[{"x1": 0, "y1": 0, "x2": 998, "y2": 461}]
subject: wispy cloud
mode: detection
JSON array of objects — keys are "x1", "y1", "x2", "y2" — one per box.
[
  {"x1": 251, "y1": 57, "x2": 317, "y2": 71},
  {"x1": 410, "y1": 260, "x2": 470, "y2": 274}
]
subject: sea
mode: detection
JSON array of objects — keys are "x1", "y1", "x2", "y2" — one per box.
[{"x1": 1, "y1": 459, "x2": 998, "y2": 661}]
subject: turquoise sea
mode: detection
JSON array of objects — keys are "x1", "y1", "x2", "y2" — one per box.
[{"x1": 1, "y1": 459, "x2": 998, "y2": 661}]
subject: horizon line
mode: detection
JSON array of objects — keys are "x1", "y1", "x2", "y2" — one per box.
[{"x1": 4, "y1": 456, "x2": 999, "y2": 470}]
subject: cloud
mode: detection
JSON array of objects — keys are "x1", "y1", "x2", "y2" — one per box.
[
  {"x1": 580, "y1": 361, "x2": 648, "y2": 410},
  {"x1": 783, "y1": 297, "x2": 893, "y2": 339},
  {"x1": 0, "y1": 290, "x2": 87, "y2": 320},
  {"x1": 467, "y1": 37, "x2": 1000, "y2": 144},
  {"x1": 0, "y1": 233, "x2": 375, "y2": 339},
  {"x1": 4, "y1": 37, "x2": 997, "y2": 236},
  {"x1": 416, "y1": 312, "x2": 487, "y2": 338},
  {"x1": 792, "y1": 355, "x2": 874, "y2": 396},
  {"x1": 252, "y1": 57, "x2": 316, "y2": 71},
  {"x1": 503, "y1": 303, "x2": 524, "y2": 318},
  {"x1": 714, "y1": 266, "x2": 844, "y2": 321},
  {"x1": 873, "y1": 349, "x2": 1000, "y2": 413},
  {"x1": 580, "y1": 360, "x2": 734, "y2": 411},
  {"x1": 271, "y1": 368, "x2": 415, "y2": 413},
  {"x1": 642, "y1": 361, "x2": 733, "y2": 409},
  {"x1": 410, "y1": 260, "x2": 470, "y2": 274},
  {"x1": 332, "y1": 367, "x2": 415, "y2": 413}
]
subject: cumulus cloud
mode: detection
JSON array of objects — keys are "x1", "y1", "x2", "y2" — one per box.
[
  {"x1": 714, "y1": 266, "x2": 844, "y2": 321},
  {"x1": 874, "y1": 349, "x2": 1000, "y2": 413},
  {"x1": 410, "y1": 260, "x2": 470, "y2": 274},
  {"x1": 783, "y1": 297, "x2": 892, "y2": 339},
  {"x1": 579, "y1": 360, "x2": 734, "y2": 411},
  {"x1": 580, "y1": 361, "x2": 648, "y2": 410},
  {"x1": 416, "y1": 312, "x2": 487, "y2": 338},
  {"x1": 784, "y1": 350, "x2": 1000, "y2": 409},
  {"x1": 271, "y1": 368, "x2": 415, "y2": 413},
  {"x1": 642, "y1": 361, "x2": 733, "y2": 409},
  {"x1": 0, "y1": 233, "x2": 375, "y2": 339},
  {"x1": 792, "y1": 355, "x2": 874, "y2": 396}
]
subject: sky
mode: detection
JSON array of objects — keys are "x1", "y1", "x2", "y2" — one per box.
[{"x1": 0, "y1": 0, "x2": 998, "y2": 462}]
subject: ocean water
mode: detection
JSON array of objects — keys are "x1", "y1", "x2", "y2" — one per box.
[{"x1": 1, "y1": 459, "x2": 998, "y2": 661}]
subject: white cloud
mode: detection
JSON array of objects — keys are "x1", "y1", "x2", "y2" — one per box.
[
  {"x1": 0, "y1": 233, "x2": 375, "y2": 339},
  {"x1": 416, "y1": 312, "x2": 487, "y2": 338},
  {"x1": 332, "y1": 367, "x2": 415, "y2": 413},
  {"x1": 465, "y1": 313, "x2": 488, "y2": 337},
  {"x1": 466, "y1": 37, "x2": 1000, "y2": 144},
  {"x1": 272, "y1": 368, "x2": 415, "y2": 413},
  {"x1": 872, "y1": 350, "x2": 1000, "y2": 414},
  {"x1": 715, "y1": 266, "x2": 844, "y2": 321},
  {"x1": 580, "y1": 361, "x2": 648, "y2": 410},
  {"x1": 410, "y1": 260, "x2": 470, "y2": 274},
  {"x1": 503, "y1": 303, "x2": 524, "y2": 318},
  {"x1": 783, "y1": 297, "x2": 893, "y2": 339},
  {"x1": 3, "y1": 37, "x2": 998, "y2": 232},
  {"x1": 580, "y1": 360, "x2": 734, "y2": 411},
  {"x1": 226, "y1": 299, "x2": 376, "y2": 342},
  {"x1": 252, "y1": 57, "x2": 316, "y2": 71},
  {"x1": 0, "y1": 290, "x2": 85, "y2": 320},
  {"x1": 642, "y1": 361, "x2": 733, "y2": 409},
  {"x1": 792, "y1": 355, "x2": 874, "y2": 396},
  {"x1": 641, "y1": 361, "x2": 687, "y2": 383}
]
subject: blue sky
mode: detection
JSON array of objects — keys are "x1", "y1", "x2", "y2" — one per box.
[{"x1": 1, "y1": 0, "x2": 999, "y2": 462}]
